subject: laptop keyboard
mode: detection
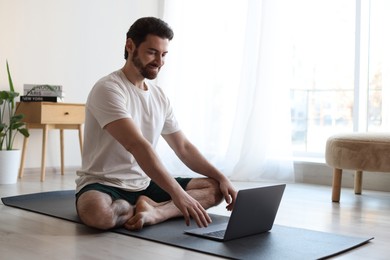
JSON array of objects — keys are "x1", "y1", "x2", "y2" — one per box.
[{"x1": 204, "y1": 229, "x2": 226, "y2": 238}]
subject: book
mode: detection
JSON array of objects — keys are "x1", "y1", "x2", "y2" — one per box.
[
  {"x1": 23, "y1": 84, "x2": 62, "y2": 97},
  {"x1": 20, "y1": 96, "x2": 58, "y2": 102}
]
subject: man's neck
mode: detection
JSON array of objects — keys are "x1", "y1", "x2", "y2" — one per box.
[{"x1": 121, "y1": 64, "x2": 146, "y2": 90}]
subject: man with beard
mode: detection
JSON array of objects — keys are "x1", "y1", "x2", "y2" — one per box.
[{"x1": 75, "y1": 17, "x2": 237, "y2": 231}]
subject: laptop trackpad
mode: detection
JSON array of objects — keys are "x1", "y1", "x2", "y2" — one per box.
[{"x1": 185, "y1": 223, "x2": 228, "y2": 236}]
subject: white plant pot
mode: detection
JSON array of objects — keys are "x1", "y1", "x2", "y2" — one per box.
[{"x1": 0, "y1": 150, "x2": 21, "y2": 184}]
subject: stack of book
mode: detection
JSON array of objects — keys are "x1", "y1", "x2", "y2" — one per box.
[{"x1": 20, "y1": 84, "x2": 63, "y2": 102}]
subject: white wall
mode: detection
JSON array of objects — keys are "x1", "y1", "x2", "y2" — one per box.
[{"x1": 0, "y1": 0, "x2": 160, "y2": 170}]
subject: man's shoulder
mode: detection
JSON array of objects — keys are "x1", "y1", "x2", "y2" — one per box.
[
  {"x1": 87, "y1": 70, "x2": 129, "y2": 107},
  {"x1": 92, "y1": 70, "x2": 128, "y2": 94},
  {"x1": 96, "y1": 70, "x2": 123, "y2": 85}
]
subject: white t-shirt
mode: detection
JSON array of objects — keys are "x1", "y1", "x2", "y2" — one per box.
[{"x1": 75, "y1": 70, "x2": 180, "y2": 193}]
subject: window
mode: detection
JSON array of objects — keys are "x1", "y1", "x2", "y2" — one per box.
[
  {"x1": 161, "y1": 0, "x2": 389, "y2": 179},
  {"x1": 290, "y1": 0, "x2": 390, "y2": 155}
]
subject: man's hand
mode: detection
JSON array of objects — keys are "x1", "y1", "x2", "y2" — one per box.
[
  {"x1": 171, "y1": 189, "x2": 212, "y2": 227},
  {"x1": 219, "y1": 179, "x2": 238, "y2": 211}
]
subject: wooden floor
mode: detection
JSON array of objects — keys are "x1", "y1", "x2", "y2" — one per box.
[{"x1": 0, "y1": 171, "x2": 389, "y2": 259}]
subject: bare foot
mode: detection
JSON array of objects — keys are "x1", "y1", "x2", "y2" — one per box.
[{"x1": 124, "y1": 196, "x2": 167, "y2": 230}]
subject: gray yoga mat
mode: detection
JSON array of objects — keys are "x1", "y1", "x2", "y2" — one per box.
[{"x1": 2, "y1": 190, "x2": 373, "y2": 260}]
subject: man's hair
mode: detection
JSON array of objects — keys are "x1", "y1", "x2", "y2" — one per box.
[{"x1": 124, "y1": 17, "x2": 174, "y2": 60}]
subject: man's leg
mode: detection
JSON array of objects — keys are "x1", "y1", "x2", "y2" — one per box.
[
  {"x1": 186, "y1": 177, "x2": 224, "y2": 209},
  {"x1": 124, "y1": 177, "x2": 223, "y2": 230},
  {"x1": 76, "y1": 190, "x2": 135, "y2": 230}
]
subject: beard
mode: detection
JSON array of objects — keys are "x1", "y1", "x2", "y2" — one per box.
[{"x1": 132, "y1": 49, "x2": 160, "y2": 79}]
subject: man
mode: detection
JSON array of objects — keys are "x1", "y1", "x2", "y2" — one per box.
[{"x1": 75, "y1": 17, "x2": 237, "y2": 231}]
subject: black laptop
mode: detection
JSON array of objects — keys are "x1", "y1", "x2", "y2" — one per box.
[{"x1": 184, "y1": 184, "x2": 286, "y2": 241}]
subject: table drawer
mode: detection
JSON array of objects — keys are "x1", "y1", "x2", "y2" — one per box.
[
  {"x1": 16, "y1": 102, "x2": 85, "y2": 124},
  {"x1": 40, "y1": 104, "x2": 85, "y2": 124}
]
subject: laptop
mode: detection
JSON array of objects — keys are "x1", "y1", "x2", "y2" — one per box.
[{"x1": 184, "y1": 184, "x2": 286, "y2": 241}]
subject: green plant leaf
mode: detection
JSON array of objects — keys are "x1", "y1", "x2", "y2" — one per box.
[
  {"x1": 6, "y1": 60, "x2": 15, "y2": 92},
  {"x1": 18, "y1": 128, "x2": 30, "y2": 137},
  {"x1": 11, "y1": 114, "x2": 24, "y2": 122},
  {"x1": 6, "y1": 60, "x2": 15, "y2": 109},
  {"x1": 0, "y1": 90, "x2": 8, "y2": 100},
  {"x1": 11, "y1": 122, "x2": 24, "y2": 129},
  {"x1": 0, "y1": 60, "x2": 29, "y2": 150}
]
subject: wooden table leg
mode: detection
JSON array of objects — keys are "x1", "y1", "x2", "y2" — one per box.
[
  {"x1": 40, "y1": 125, "x2": 49, "y2": 182},
  {"x1": 60, "y1": 129, "x2": 65, "y2": 175},
  {"x1": 78, "y1": 124, "x2": 83, "y2": 153},
  {"x1": 18, "y1": 134, "x2": 29, "y2": 179}
]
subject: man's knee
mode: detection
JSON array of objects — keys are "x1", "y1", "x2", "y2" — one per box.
[
  {"x1": 76, "y1": 191, "x2": 117, "y2": 230},
  {"x1": 209, "y1": 179, "x2": 224, "y2": 205},
  {"x1": 78, "y1": 207, "x2": 117, "y2": 230},
  {"x1": 189, "y1": 178, "x2": 223, "y2": 206}
]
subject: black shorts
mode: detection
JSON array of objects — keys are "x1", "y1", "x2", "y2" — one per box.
[{"x1": 76, "y1": 177, "x2": 192, "y2": 205}]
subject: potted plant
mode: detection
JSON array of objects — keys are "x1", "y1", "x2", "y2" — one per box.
[{"x1": 0, "y1": 61, "x2": 29, "y2": 184}]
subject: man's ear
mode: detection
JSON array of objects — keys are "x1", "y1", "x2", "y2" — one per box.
[{"x1": 125, "y1": 38, "x2": 136, "y2": 55}]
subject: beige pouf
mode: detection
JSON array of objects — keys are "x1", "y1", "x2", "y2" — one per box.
[{"x1": 325, "y1": 133, "x2": 390, "y2": 202}]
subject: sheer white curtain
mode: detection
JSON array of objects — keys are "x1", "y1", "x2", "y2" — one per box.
[{"x1": 157, "y1": 0, "x2": 295, "y2": 182}]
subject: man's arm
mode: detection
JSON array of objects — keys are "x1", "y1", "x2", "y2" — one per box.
[
  {"x1": 163, "y1": 131, "x2": 237, "y2": 211},
  {"x1": 104, "y1": 117, "x2": 211, "y2": 227}
]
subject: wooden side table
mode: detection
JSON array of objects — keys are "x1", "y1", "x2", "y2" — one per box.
[{"x1": 16, "y1": 102, "x2": 85, "y2": 181}]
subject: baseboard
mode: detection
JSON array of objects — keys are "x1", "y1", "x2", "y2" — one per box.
[
  {"x1": 21, "y1": 163, "x2": 390, "y2": 192},
  {"x1": 22, "y1": 166, "x2": 80, "y2": 175},
  {"x1": 294, "y1": 161, "x2": 390, "y2": 192}
]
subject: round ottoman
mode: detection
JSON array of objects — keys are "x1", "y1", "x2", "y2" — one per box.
[{"x1": 325, "y1": 133, "x2": 390, "y2": 202}]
